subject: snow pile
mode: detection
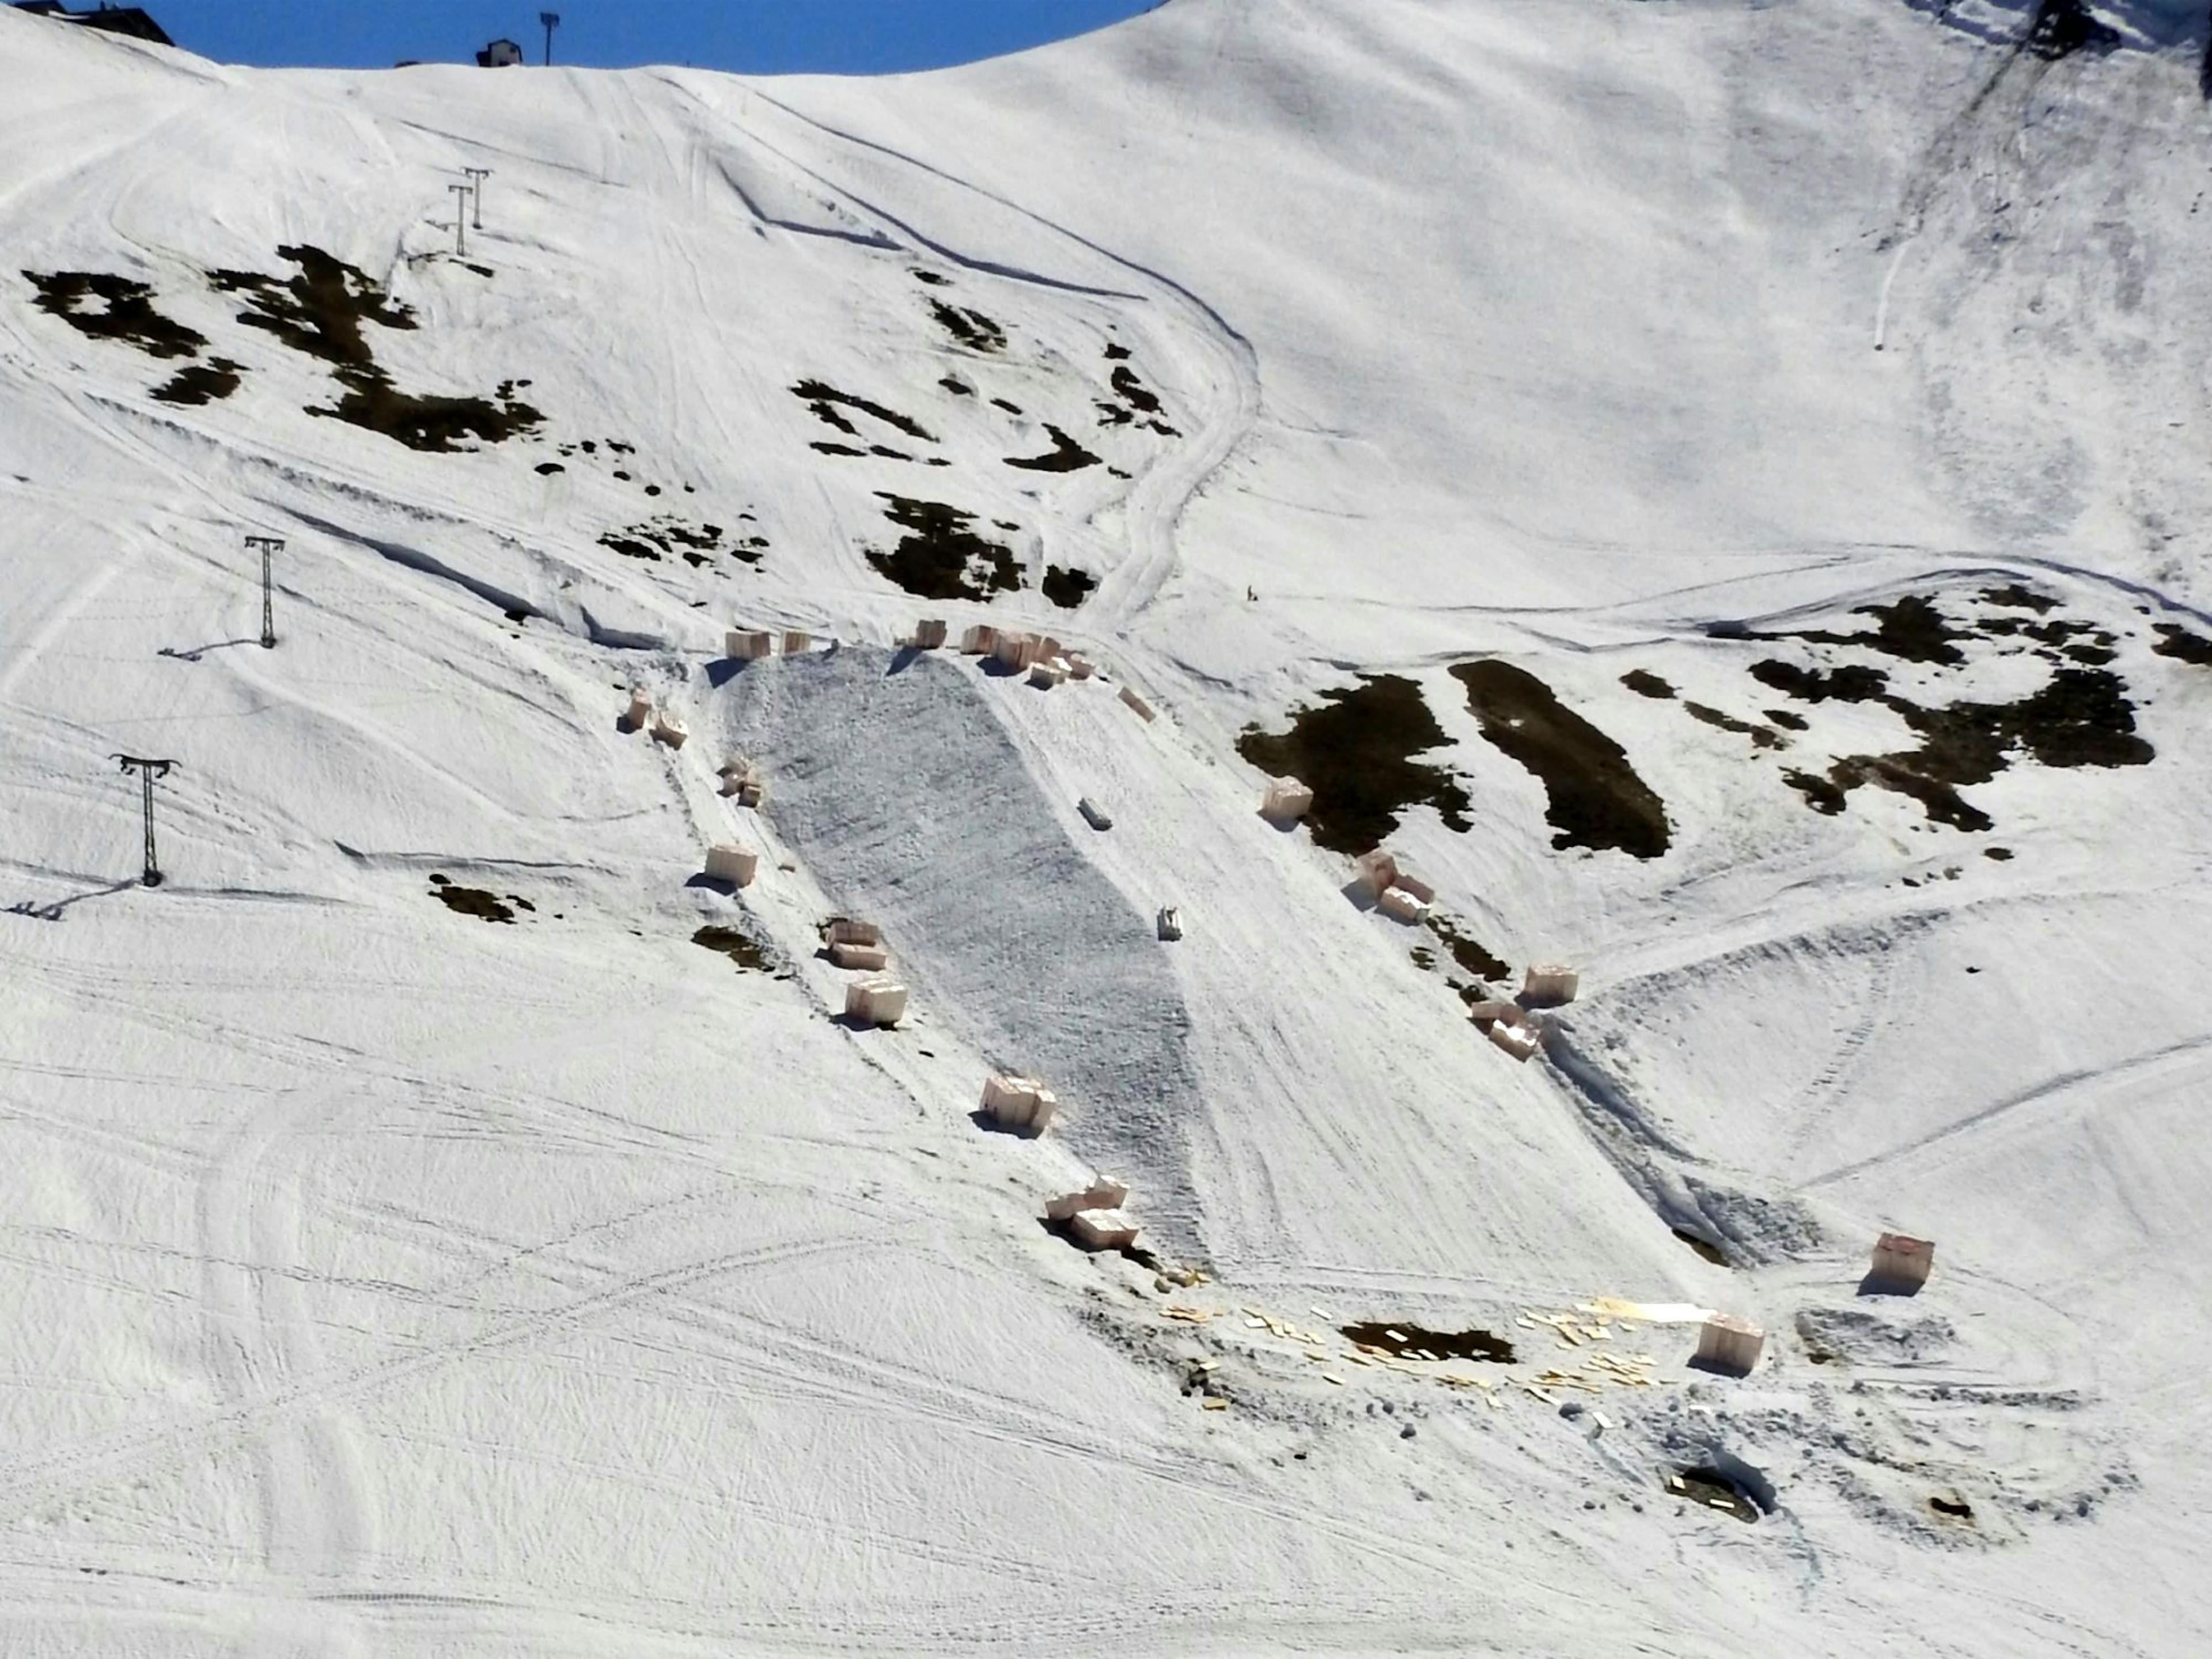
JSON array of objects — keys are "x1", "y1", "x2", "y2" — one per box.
[{"x1": 718, "y1": 646, "x2": 1209, "y2": 1247}]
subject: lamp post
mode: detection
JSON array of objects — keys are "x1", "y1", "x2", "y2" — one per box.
[{"x1": 540, "y1": 12, "x2": 560, "y2": 66}]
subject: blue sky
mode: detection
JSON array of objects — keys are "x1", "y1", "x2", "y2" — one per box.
[{"x1": 124, "y1": 2, "x2": 1163, "y2": 73}]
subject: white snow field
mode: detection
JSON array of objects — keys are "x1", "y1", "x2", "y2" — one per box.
[{"x1": 3, "y1": 0, "x2": 2211, "y2": 1650}]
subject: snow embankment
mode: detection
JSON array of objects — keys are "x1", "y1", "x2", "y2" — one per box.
[{"x1": 717, "y1": 645, "x2": 1210, "y2": 1250}]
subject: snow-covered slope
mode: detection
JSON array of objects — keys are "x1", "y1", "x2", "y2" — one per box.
[{"x1": 3, "y1": 1, "x2": 2210, "y2": 1652}]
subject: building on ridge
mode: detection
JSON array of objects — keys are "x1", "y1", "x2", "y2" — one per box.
[
  {"x1": 476, "y1": 37, "x2": 524, "y2": 67},
  {"x1": 13, "y1": 2, "x2": 174, "y2": 46}
]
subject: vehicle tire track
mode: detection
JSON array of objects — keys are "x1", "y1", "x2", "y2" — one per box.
[
  {"x1": 196, "y1": 1081, "x2": 380, "y2": 1600},
  {"x1": 720, "y1": 84, "x2": 1261, "y2": 630},
  {"x1": 1803, "y1": 1033, "x2": 2212, "y2": 1190}
]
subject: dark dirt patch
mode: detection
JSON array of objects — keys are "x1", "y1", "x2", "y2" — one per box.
[
  {"x1": 692, "y1": 925, "x2": 769, "y2": 972},
  {"x1": 1685, "y1": 702, "x2": 1785, "y2": 751},
  {"x1": 429, "y1": 873, "x2": 514, "y2": 923},
  {"x1": 1930, "y1": 1491, "x2": 1975, "y2": 1521},
  {"x1": 1041, "y1": 565, "x2": 1097, "y2": 609},
  {"x1": 1451, "y1": 661, "x2": 1670, "y2": 859},
  {"x1": 151, "y1": 358, "x2": 243, "y2": 406},
  {"x1": 1783, "y1": 768, "x2": 1850, "y2": 815},
  {"x1": 1340, "y1": 1322, "x2": 1514, "y2": 1363},
  {"x1": 2028, "y1": 0, "x2": 2120, "y2": 59},
  {"x1": 1976, "y1": 612, "x2": 2115, "y2": 657},
  {"x1": 1100, "y1": 362, "x2": 1179, "y2": 435},
  {"x1": 1103, "y1": 342, "x2": 1131, "y2": 361},
  {"x1": 940, "y1": 375, "x2": 972, "y2": 396},
  {"x1": 1005, "y1": 424, "x2": 1100, "y2": 473},
  {"x1": 1669, "y1": 1467, "x2": 1760, "y2": 1524},
  {"x1": 24, "y1": 270, "x2": 207, "y2": 358},
  {"x1": 535, "y1": 461, "x2": 565, "y2": 475},
  {"x1": 1237, "y1": 675, "x2": 1474, "y2": 856},
  {"x1": 213, "y1": 246, "x2": 539, "y2": 450},
  {"x1": 865, "y1": 494, "x2": 1020, "y2": 602},
  {"x1": 1767, "y1": 708, "x2": 1808, "y2": 732},
  {"x1": 991, "y1": 397, "x2": 1022, "y2": 415},
  {"x1": 1749, "y1": 591, "x2": 2154, "y2": 828},
  {"x1": 599, "y1": 517, "x2": 748, "y2": 567},
  {"x1": 1424, "y1": 911, "x2": 1508, "y2": 984},
  {"x1": 911, "y1": 268, "x2": 950, "y2": 287},
  {"x1": 1789, "y1": 668, "x2": 2153, "y2": 831},
  {"x1": 1751, "y1": 660, "x2": 1890, "y2": 703},
  {"x1": 2152, "y1": 623, "x2": 2212, "y2": 665},
  {"x1": 1719, "y1": 594, "x2": 1968, "y2": 666},
  {"x1": 791, "y1": 378, "x2": 935, "y2": 443},
  {"x1": 1980, "y1": 584, "x2": 2058, "y2": 613},
  {"x1": 812, "y1": 442, "x2": 868, "y2": 457},
  {"x1": 869, "y1": 445, "x2": 914, "y2": 461},
  {"x1": 212, "y1": 249, "x2": 413, "y2": 364},
  {"x1": 931, "y1": 298, "x2": 1005, "y2": 353},
  {"x1": 1673, "y1": 1228, "x2": 1732, "y2": 1267},
  {"x1": 1109, "y1": 363, "x2": 1160, "y2": 414},
  {"x1": 1620, "y1": 669, "x2": 1675, "y2": 699}
]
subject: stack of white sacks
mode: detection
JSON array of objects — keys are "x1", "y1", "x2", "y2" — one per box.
[
  {"x1": 718, "y1": 757, "x2": 767, "y2": 807},
  {"x1": 704, "y1": 844, "x2": 758, "y2": 888},
  {"x1": 1044, "y1": 1175, "x2": 1140, "y2": 1250},
  {"x1": 617, "y1": 685, "x2": 689, "y2": 748},
  {"x1": 957, "y1": 624, "x2": 1096, "y2": 687},
  {"x1": 1522, "y1": 964, "x2": 1580, "y2": 1004},
  {"x1": 725, "y1": 628, "x2": 774, "y2": 661},
  {"x1": 826, "y1": 918, "x2": 887, "y2": 970},
  {"x1": 1260, "y1": 778, "x2": 1313, "y2": 821},
  {"x1": 825, "y1": 918, "x2": 907, "y2": 1025},
  {"x1": 1351, "y1": 849, "x2": 1433, "y2": 923},
  {"x1": 980, "y1": 1073, "x2": 1059, "y2": 1134},
  {"x1": 1465, "y1": 968, "x2": 1580, "y2": 1063},
  {"x1": 844, "y1": 976, "x2": 907, "y2": 1025},
  {"x1": 722, "y1": 626, "x2": 819, "y2": 662}
]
